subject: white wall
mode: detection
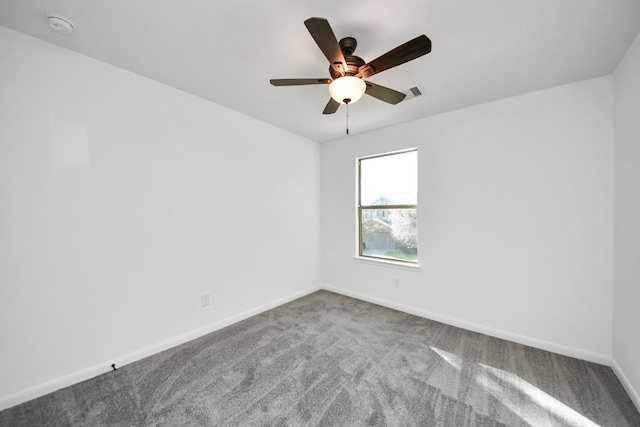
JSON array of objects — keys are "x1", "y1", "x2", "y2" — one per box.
[
  {"x1": 0, "y1": 26, "x2": 320, "y2": 409},
  {"x1": 321, "y1": 77, "x2": 614, "y2": 363},
  {"x1": 613, "y1": 30, "x2": 640, "y2": 408}
]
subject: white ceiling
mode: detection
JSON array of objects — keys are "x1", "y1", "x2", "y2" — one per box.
[{"x1": 1, "y1": 1, "x2": 639, "y2": 143}]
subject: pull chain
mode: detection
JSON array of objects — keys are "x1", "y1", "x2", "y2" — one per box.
[{"x1": 346, "y1": 102, "x2": 350, "y2": 135}]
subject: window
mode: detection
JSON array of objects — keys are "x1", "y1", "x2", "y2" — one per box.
[{"x1": 358, "y1": 149, "x2": 417, "y2": 263}]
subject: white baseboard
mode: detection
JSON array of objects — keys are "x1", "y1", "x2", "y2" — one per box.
[
  {"x1": 320, "y1": 285, "x2": 611, "y2": 366},
  {"x1": 611, "y1": 358, "x2": 640, "y2": 413},
  {"x1": 0, "y1": 285, "x2": 321, "y2": 412},
  {"x1": 2, "y1": 284, "x2": 619, "y2": 412}
]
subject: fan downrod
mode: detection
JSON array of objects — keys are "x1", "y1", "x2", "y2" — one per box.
[{"x1": 339, "y1": 37, "x2": 357, "y2": 55}]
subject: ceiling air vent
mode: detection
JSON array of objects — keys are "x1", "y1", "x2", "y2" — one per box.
[{"x1": 402, "y1": 85, "x2": 425, "y2": 101}]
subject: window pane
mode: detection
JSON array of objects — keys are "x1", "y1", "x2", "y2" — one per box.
[
  {"x1": 361, "y1": 208, "x2": 417, "y2": 262},
  {"x1": 360, "y1": 151, "x2": 417, "y2": 206}
]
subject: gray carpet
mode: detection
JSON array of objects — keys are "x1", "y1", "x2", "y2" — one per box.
[{"x1": 1, "y1": 290, "x2": 639, "y2": 426}]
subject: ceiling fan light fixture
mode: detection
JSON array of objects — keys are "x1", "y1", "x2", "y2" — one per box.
[{"x1": 329, "y1": 76, "x2": 366, "y2": 104}]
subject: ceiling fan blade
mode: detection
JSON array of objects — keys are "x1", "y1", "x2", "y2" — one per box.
[
  {"x1": 270, "y1": 78, "x2": 331, "y2": 86},
  {"x1": 304, "y1": 17, "x2": 348, "y2": 74},
  {"x1": 364, "y1": 81, "x2": 406, "y2": 105},
  {"x1": 357, "y1": 35, "x2": 432, "y2": 79},
  {"x1": 322, "y1": 98, "x2": 340, "y2": 115}
]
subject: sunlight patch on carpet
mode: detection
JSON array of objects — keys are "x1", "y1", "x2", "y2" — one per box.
[{"x1": 476, "y1": 364, "x2": 600, "y2": 427}]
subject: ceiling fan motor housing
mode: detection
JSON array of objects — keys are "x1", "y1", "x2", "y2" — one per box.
[
  {"x1": 329, "y1": 55, "x2": 365, "y2": 79},
  {"x1": 329, "y1": 37, "x2": 365, "y2": 79}
]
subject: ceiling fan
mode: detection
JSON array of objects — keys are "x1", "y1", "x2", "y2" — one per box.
[{"x1": 270, "y1": 17, "x2": 432, "y2": 115}]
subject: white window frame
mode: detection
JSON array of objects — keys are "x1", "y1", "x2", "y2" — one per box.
[{"x1": 355, "y1": 148, "x2": 419, "y2": 269}]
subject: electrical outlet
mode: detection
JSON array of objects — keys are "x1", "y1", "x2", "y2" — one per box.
[
  {"x1": 200, "y1": 293, "x2": 211, "y2": 307},
  {"x1": 394, "y1": 278, "x2": 400, "y2": 288}
]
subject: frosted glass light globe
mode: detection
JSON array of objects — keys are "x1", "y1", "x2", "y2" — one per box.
[{"x1": 328, "y1": 76, "x2": 366, "y2": 104}]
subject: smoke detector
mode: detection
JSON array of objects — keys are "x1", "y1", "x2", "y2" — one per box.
[{"x1": 46, "y1": 13, "x2": 74, "y2": 34}]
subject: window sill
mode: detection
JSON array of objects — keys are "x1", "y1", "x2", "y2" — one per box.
[{"x1": 353, "y1": 256, "x2": 421, "y2": 271}]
